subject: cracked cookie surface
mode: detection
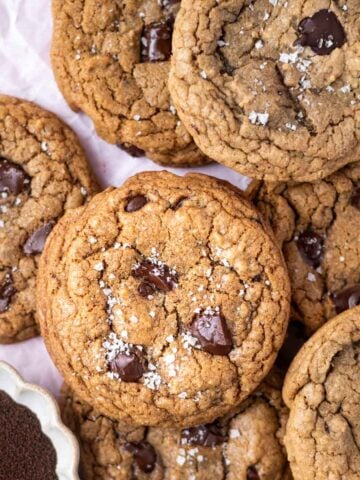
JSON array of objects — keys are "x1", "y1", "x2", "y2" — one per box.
[
  {"x1": 169, "y1": 0, "x2": 360, "y2": 181},
  {"x1": 0, "y1": 95, "x2": 97, "y2": 344},
  {"x1": 51, "y1": 0, "x2": 208, "y2": 167},
  {"x1": 38, "y1": 171, "x2": 290, "y2": 428},
  {"x1": 283, "y1": 307, "x2": 360, "y2": 480},
  {"x1": 255, "y1": 160, "x2": 360, "y2": 332},
  {"x1": 61, "y1": 371, "x2": 292, "y2": 480}
]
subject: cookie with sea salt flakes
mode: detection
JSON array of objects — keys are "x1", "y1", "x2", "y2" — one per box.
[
  {"x1": 255, "y1": 160, "x2": 360, "y2": 333},
  {"x1": 61, "y1": 371, "x2": 292, "y2": 480},
  {"x1": 0, "y1": 95, "x2": 97, "y2": 344},
  {"x1": 51, "y1": 0, "x2": 209, "y2": 167},
  {"x1": 38, "y1": 171, "x2": 290, "y2": 428},
  {"x1": 283, "y1": 307, "x2": 360, "y2": 480},
  {"x1": 169, "y1": 0, "x2": 360, "y2": 181}
]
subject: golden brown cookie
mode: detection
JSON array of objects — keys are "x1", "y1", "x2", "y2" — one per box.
[
  {"x1": 255, "y1": 161, "x2": 360, "y2": 333},
  {"x1": 38, "y1": 171, "x2": 290, "y2": 428},
  {"x1": 169, "y1": 0, "x2": 360, "y2": 181},
  {"x1": 51, "y1": 0, "x2": 208, "y2": 167},
  {"x1": 61, "y1": 371, "x2": 292, "y2": 480},
  {"x1": 0, "y1": 95, "x2": 97, "y2": 344},
  {"x1": 283, "y1": 307, "x2": 360, "y2": 480}
]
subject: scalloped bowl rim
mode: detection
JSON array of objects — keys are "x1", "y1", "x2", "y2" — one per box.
[{"x1": 0, "y1": 361, "x2": 80, "y2": 480}]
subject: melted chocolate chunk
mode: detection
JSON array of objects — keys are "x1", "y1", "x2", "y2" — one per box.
[
  {"x1": 125, "y1": 441, "x2": 157, "y2": 473},
  {"x1": 117, "y1": 143, "x2": 145, "y2": 158},
  {"x1": 125, "y1": 195, "x2": 148, "y2": 213},
  {"x1": 296, "y1": 10, "x2": 346, "y2": 55},
  {"x1": 276, "y1": 320, "x2": 308, "y2": 369},
  {"x1": 141, "y1": 21, "x2": 173, "y2": 62},
  {"x1": 191, "y1": 309, "x2": 233, "y2": 356},
  {"x1": 23, "y1": 221, "x2": 55, "y2": 255},
  {"x1": 132, "y1": 259, "x2": 178, "y2": 293},
  {"x1": 331, "y1": 285, "x2": 360, "y2": 314},
  {"x1": 0, "y1": 274, "x2": 16, "y2": 313},
  {"x1": 138, "y1": 281, "x2": 155, "y2": 297},
  {"x1": 171, "y1": 196, "x2": 188, "y2": 210},
  {"x1": 181, "y1": 424, "x2": 227, "y2": 447},
  {"x1": 351, "y1": 188, "x2": 360, "y2": 210},
  {"x1": 296, "y1": 229, "x2": 323, "y2": 268},
  {"x1": 110, "y1": 352, "x2": 144, "y2": 382},
  {"x1": 0, "y1": 158, "x2": 30, "y2": 195},
  {"x1": 247, "y1": 466, "x2": 260, "y2": 480}
]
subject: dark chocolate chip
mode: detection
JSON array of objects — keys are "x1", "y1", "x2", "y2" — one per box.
[
  {"x1": 171, "y1": 196, "x2": 188, "y2": 210},
  {"x1": 191, "y1": 309, "x2": 233, "y2": 355},
  {"x1": 125, "y1": 441, "x2": 157, "y2": 473},
  {"x1": 117, "y1": 143, "x2": 145, "y2": 158},
  {"x1": 331, "y1": 285, "x2": 360, "y2": 314},
  {"x1": 247, "y1": 466, "x2": 260, "y2": 480},
  {"x1": 295, "y1": 9, "x2": 346, "y2": 56},
  {"x1": 132, "y1": 259, "x2": 178, "y2": 293},
  {"x1": 296, "y1": 229, "x2": 323, "y2": 268},
  {"x1": 110, "y1": 352, "x2": 144, "y2": 382},
  {"x1": 181, "y1": 424, "x2": 227, "y2": 447},
  {"x1": 138, "y1": 281, "x2": 155, "y2": 297},
  {"x1": 351, "y1": 188, "x2": 360, "y2": 210},
  {"x1": 276, "y1": 320, "x2": 308, "y2": 369},
  {"x1": 23, "y1": 221, "x2": 55, "y2": 255},
  {"x1": 0, "y1": 274, "x2": 16, "y2": 313},
  {"x1": 125, "y1": 195, "x2": 148, "y2": 213},
  {"x1": 141, "y1": 21, "x2": 173, "y2": 62},
  {"x1": 0, "y1": 158, "x2": 30, "y2": 195}
]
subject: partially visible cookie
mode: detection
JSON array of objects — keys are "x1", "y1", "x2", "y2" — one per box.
[
  {"x1": 38, "y1": 171, "x2": 290, "y2": 428},
  {"x1": 51, "y1": 0, "x2": 208, "y2": 167},
  {"x1": 0, "y1": 95, "x2": 97, "y2": 344},
  {"x1": 255, "y1": 160, "x2": 360, "y2": 332},
  {"x1": 61, "y1": 371, "x2": 292, "y2": 480},
  {"x1": 283, "y1": 307, "x2": 360, "y2": 480},
  {"x1": 170, "y1": 0, "x2": 360, "y2": 181}
]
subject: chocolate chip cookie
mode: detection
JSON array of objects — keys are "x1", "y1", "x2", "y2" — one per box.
[
  {"x1": 61, "y1": 371, "x2": 292, "y2": 480},
  {"x1": 283, "y1": 307, "x2": 360, "y2": 480},
  {"x1": 51, "y1": 0, "x2": 208, "y2": 167},
  {"x1": 255, "y1": 160, "x2": 360, "y2": 333},
  {"x1": 169, "y1": 0, "x2": 360, "y2": 181},
  {"x1": 0, "y1": 95, "x2": 97, "y2": 344},
  {"x1": 38, "y1": 171, "x2": 290, "y2": 428}
]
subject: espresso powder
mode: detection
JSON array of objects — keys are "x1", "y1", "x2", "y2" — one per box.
[{"x1": 0, "y1": 389, "x2": 57, "y2": 480}]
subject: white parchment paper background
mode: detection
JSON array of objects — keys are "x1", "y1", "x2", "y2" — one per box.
[{"x1": 0, "y1": 0, "x2": 249, "y2": 396}]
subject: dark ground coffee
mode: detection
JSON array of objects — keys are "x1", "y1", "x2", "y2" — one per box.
[{"x1": 0, "y1": 389, "x2": 57, "y2": 479}]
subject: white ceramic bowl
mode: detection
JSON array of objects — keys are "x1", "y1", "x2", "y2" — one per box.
[{"x1": 0, "y1": 361, "x2": 80, "y2": 480}]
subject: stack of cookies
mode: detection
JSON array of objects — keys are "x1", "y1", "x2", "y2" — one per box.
[{"x1": 1, "y1": 0, "x2": 360, "y2": 479}]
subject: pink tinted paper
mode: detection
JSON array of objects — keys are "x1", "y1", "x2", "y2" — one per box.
[{"x1": 0, "y1": 0, "x2": 250, "y2": 397}]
